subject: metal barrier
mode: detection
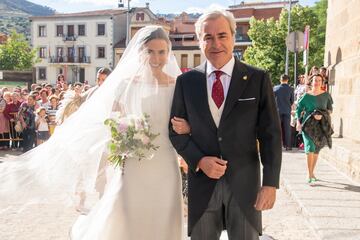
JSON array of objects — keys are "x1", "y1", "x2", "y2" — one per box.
[{"x1": 0, "y1": 112, "x2": 23, "y2": 142}]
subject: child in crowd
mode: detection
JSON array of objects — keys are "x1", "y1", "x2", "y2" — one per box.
[{"x1": 35, "y1": 107, "x2": 50, "y2": 145}]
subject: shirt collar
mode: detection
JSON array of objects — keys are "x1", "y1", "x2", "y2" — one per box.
[{"x1": 206, "y1": 57, "x2": 235, "y2": 78}]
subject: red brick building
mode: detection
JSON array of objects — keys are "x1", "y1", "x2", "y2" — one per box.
[
  {"x1": 169, "y1": 13, "x2": 202, "y2": 71},
  {"x1": 229, "y1": 0, "x2": 298, "y2": 58}
]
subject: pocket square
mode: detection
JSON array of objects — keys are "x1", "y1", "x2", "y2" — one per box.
[{"x1": 238, "y1": 97, "x2": 256, "y2": 102}]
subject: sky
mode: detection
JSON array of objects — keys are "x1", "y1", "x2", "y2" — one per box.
[{"x1": 28, "y1": 0, "x2": 319, "y2": 14}]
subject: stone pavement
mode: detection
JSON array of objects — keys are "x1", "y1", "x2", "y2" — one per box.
[
  {"x1": 2, "y1": 149, "x2": 359, "y2": 239},
  {"x1": 281, "y1": 149, "x2": 360, "y2": 240}
]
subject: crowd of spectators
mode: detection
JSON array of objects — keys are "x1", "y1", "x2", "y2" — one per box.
[{"x1": 0, "y1": 74, "x2": 92, "y2": 152}]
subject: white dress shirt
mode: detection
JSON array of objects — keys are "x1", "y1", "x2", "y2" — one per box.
[{"x1": 206, "y1": 57, "x2": 235, "y2": 127}]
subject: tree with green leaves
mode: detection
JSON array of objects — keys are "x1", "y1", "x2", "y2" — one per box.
[
  {"x1": 244, "y1": 1, "x2": 327, "y2": 85},
  {"x1": 310, "y1": 0, "x2": 328, "y2": 67},
  {"x1": 0, "y1": 30, "x2": 38, "y2": 70}
]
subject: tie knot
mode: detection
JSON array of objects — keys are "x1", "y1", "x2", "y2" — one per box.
[{"x1": 213, "y1": 70, "x2": 223, "y2": 80}]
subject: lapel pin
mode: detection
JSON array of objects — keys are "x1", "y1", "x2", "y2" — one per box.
[{"x1": 243, "y1": 75, "x2": 248, "y2": 81}]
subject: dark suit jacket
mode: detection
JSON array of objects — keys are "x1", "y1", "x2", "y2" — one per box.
[
  {"x1": 273, "y1": 83, "x2": 294, "y2": 115},
  {"x1": 169, "y1": 58, "x2": 282, "y2": 235}
]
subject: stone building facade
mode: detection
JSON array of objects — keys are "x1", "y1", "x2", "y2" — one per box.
[
  {"x1": 30, "y1": 9, "x2": 127, "y2": 85},
  {"x1": 321, "y1": 0, "x2": 360, "y2": 181},
  {"x1": 324, "y1": 0, "x2": 360, "y2": 141}
]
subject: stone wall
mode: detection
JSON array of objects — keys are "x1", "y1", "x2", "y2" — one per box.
[
  {"x1": 324, "y1": 0, "x2": 360, "y2": 142},
  {"x1": 321, "y1": 0, "x2": 360, "y2": 182}
]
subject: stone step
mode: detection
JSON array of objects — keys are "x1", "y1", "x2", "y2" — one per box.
[{"x1": 320, "y1": 137, "x2": 360, "y2": 182}]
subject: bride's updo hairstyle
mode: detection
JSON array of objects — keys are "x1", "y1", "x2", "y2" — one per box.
[{"x1": 141, "y1": 27, "x2": 171, "y2": 51}]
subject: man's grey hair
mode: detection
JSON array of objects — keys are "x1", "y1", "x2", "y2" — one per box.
[
  {"x1": 96, "y1": 67, "x2": 112, "y2": 79},
  {"x1": 195, "y1": 9, "x2": 237, "y2": 40}
]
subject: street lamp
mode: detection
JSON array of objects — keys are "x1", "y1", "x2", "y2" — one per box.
[
  {"x1": 285, "y1": 0, "x2": 292, "y2": 75},
  {"x1": 126, "y1": 0, "x2": 131, "y2": 46}
]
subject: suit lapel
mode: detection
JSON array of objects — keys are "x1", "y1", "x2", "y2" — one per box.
[
  {"x1": 219, "y1": 59, "x2": 251, "y2": 126},
  {"x1": 194, "y1": 62, "x2": 217, "y2": 132}
]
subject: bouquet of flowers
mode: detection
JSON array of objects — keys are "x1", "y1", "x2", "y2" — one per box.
[{"x1": 104, "y1": 113, "x2": 159, "y2": 172}]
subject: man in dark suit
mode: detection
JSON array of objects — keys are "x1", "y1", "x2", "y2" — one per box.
[
  {"x1": 273, "y1": 74, "x2": 294, "y2": 150},
  {"x1": 169, "y1": 9, "x2": 282, "y2": 240}
]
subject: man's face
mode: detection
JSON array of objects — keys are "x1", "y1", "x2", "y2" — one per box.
[
  {"x1": 199, "y1": 16, "x2": 234, "y2": 69},
  {"x1": 98, "y1": 73, "x2": 108, "y2": 86},
  {"x1": 27, "y1": 96, "x2": 35, "y2": 106}
]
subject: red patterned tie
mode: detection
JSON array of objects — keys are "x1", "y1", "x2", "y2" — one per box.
[{"x1": 212, "y1": 70, "x2": 224, "y2": 108}]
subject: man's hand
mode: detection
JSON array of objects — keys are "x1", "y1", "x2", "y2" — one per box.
[
  {"x1": 254, "y1": 186, "x2": 276, "y2": 211},
  {"x1": 198, "y1": 156, "x2": 227, "y2": 179}
]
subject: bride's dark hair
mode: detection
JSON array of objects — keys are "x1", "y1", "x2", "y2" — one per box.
[{"x1": 142, "y1": 27, "x2": 171, "y2": 49}]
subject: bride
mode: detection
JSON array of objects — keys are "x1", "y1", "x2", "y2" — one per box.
[
  {"x1": 70, "y1": 26, "x2": 187, "y2": 240},
  {"x1": 0, "y1": 26, "x2": 189, "y2": 240}
]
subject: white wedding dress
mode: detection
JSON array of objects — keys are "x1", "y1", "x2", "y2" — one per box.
[{"x1": 71, "y1": 84, "x2": 184, "y2": 240}]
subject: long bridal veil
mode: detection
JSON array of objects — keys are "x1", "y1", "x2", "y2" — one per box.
[{"x1": 0, "y1": 26, "x2": 181, "y2": 209}]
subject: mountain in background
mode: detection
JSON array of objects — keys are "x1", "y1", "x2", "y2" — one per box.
[
  {"x1": 157, "y1": 13, "x2": 201, "y2": 20},
  {"x1": 0, "y1": 0, "x2": 55, "y2": 39},
  {"x1": 0, "y1": 0, "x2": 55, "y2": 17},
  {"x1": 0, "y1": 0, "x2": 203, "y2": 40}
]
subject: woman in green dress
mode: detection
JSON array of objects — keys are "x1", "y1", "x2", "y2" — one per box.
[{"x1": 296, "y1": 74, "x2": 333, "y2": 183}]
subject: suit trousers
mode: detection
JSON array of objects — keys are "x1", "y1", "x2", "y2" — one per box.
[
  {"x1": 279, "y1": 113, "x2": 292, "y2": 148},
  {"x1": 22, "y1": 128, "x2": 36, "y2": 153},
  {"x1": 191, "y1": 178, "x2": 259, "y2": 240}
]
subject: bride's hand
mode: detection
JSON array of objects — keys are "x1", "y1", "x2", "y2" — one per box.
[{"x1": 171, "y1": 117, "x2": 191, "y2": 135}]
